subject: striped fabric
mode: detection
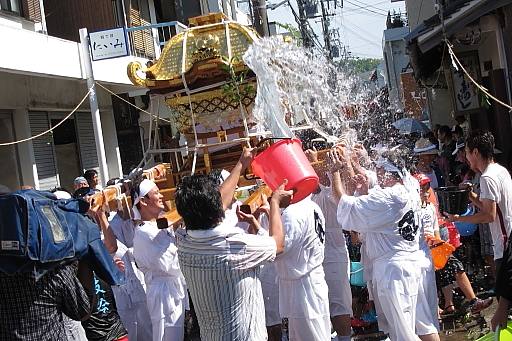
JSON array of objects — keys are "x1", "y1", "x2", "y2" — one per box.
[{"x1": 176, "y1": 225, "x2": 276, "y2": 341}]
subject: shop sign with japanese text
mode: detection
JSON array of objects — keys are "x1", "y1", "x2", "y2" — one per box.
[{"x1": 89, "y1": 28, "x2": 128, "y2": 61}]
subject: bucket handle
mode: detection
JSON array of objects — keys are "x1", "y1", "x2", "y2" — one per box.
[
  {"x1": 244, "y1": 137, "x2": 293, "y2": 181},
  {"x1": 350, "y1": 267, "x2": 364, "y2": 275}
]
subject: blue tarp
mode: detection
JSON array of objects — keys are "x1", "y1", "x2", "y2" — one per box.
[{"x1": 0, "y1": 189, "x2": 124, "y2": 285}]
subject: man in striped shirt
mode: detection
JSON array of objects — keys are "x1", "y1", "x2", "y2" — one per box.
[{"x1": 175, "y1": 149, "x2": 291, "y2": 341}]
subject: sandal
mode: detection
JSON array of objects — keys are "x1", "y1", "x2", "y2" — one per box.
[{"x1": 440, "y1": 305, "x2": 455, "y2": 316}]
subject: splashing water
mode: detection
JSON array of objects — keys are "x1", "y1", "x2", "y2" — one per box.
[{"x1": 243, "y1": 37, "x2": 369, "y2": 145}]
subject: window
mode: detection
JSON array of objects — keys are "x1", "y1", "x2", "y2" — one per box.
[{"x1": 0, "y1": 0, "x2": 22, "y2": 15}]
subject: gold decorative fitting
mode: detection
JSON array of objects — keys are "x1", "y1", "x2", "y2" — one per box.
[
  {"x1": 189, "y1": 12, "x2": 227, "y2": 27},
  {"x1": 191, "y1": 34, "x2": 221, "y2": 63}
]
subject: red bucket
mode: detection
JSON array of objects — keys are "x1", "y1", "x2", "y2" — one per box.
[{"x1": 251, "y1": 138, "x2": 319, "y2": 204}]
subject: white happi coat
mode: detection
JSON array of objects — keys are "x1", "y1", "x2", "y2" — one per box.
[
  {"x1": 312, "y1": 184, "x2": 349, "y2": 264},
  {"x1": 133, "y1": 221, "x2": 187, "y2": 341},
  {"x1": 274, "y1": 197, "x2": 330, "y2": 340},
  {"x1": 337, "y1": 184, "x2": 423, "y2": 341},
  {"x1": 109, "y1": 214, "x2": 153, "y2": 341}
]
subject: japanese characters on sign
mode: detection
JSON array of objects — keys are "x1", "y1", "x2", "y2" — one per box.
[
  {"x1": 89, "y1": 28, "x2": 128, "y2": 61},
  {"x1": 451, "y1": 52, "x2": 480, "y2": 113}
]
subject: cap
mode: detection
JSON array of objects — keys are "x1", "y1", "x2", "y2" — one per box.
[{"x1": 413, "y1": 173, "x2": 431, "y2": 186}]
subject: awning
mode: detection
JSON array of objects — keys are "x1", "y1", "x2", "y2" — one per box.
[{"x1": 406, "y1": 0, "x2": 512, "y2": 53}]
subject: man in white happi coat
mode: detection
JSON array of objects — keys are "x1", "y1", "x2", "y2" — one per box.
[
  {"x1": 332, "y1": 146, "x2": 423, "y2": 341},
  {"x1": 273, "y1": 193, "x2": 330, "y2": 340},
  {"x1": 306, "y1": 148, "x2": 352, "y2": 341},
  {"x1": 132, "y1": 179, "x2": 187, "y2": 341},
  {"x1": 108, "y1": 212, "x2": 153, "y2": 340}
]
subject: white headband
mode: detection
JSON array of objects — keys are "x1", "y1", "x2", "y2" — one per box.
[
  {"x1": 133, "y1": 179, "x2": 156, "y2": 206},
  {"x1": 375, "y1": 157, "x2": 403, "y2": 178},
  {"x1": 132, "y1": 179, "x2": 157, "y2": 221}
]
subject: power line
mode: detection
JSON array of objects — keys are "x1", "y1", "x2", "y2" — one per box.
[
  {"x1": 343, "y1": 25, "x2": 381, "y2": 48},
  {"x1": 343, "y1": 17, "x2": 382, "y2": 40},
  {"x1": 343, "y1": 0, "x2": 388, "y2": 16},
  {"x1": 348, "y1": 0, "x2": 390, "y2": 13}
]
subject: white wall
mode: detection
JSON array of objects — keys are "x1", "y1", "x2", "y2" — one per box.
[{"x1": 0, "y1": 20, "x2": 150, "y2": 85}]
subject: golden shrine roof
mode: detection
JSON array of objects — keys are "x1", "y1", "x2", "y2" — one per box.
[{"x1": 127, "y1": 13, "x2": 260, "y2": 92}]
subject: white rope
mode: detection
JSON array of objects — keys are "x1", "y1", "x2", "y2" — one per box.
[
  {"x1": 0, "y1": 88, "x2": 92, "y2": 146},
  {"x1": 96, "y1": 82, "x2": 173, "y2": 123},
  {"x1": 447, "y1": 40, "x2": 512, "y2": 111}
]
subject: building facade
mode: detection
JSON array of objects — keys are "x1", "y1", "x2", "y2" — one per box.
[
  {"x1": 405, "y1": 0, "x2": 512, "y2": 168},
  {"x1": 0, "y1": 0, "x2": 248, "y2": 192}
]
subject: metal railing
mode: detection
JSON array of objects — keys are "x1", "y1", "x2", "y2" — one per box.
[{"x1": 125, "y1": 21, "x2": 187, "y2": 60}]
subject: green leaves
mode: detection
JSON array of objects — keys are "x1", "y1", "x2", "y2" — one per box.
[{"x1": 221, "y1": 56, "x2": 255, "y2": 103}]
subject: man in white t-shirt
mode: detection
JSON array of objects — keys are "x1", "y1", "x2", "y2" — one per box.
[
  {"x1": 445, "y1": 130, "x2": 512, "y2": 269},
  {"x1": 445, "y1": 130, "x2": 512, "y2": 331}
]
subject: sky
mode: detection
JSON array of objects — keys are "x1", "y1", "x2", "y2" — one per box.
[{"x1": 262, "y1": 0, "x2": 407, "y2": 59}]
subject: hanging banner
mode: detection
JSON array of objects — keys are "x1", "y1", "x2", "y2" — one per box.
[
  {"x1": 400, "y1": 71, "x2": 427, "y2": 119},
  {"x1": 450, "y1": 51, "x2": 481, "y2": 113}
]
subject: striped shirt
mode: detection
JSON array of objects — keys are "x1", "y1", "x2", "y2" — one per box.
[{"x1": 176, "y1": 223, "x2": 276, "y2": 341}]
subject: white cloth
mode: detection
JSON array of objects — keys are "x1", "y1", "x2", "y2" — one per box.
[
  {"x1": 337, "y1": 184, "x2": 421, "y2": 262},
  {"x1": 337, "y1": 184, "x2": 423, "y2": 340},
  {"x1": 274, "y1": 197, "x2": 330, "y2": 338},
  {"x1": 109, "y1": 215, "x2": 153, "y2": 341},
  {"x1": 418, "y1": 202, "x2": 439, "y2": 237},
  {"x1": 63, "y1": 315, "x2": 88, "y2": 341},
  {"x1": 257, "y1": 214, "x2": 281, "y2": 327},
  {"x1": 324, "y1": 261, "x2": 352, "y2": 317},
  {"x1": 480, "y1": 163, "x2": 512, "y2": 260},
  {"x1": 133, "y1": 221, "x2": 187, "y2": 341},
  {"x1": 311, "y1": 184, "x2": 349, "y2": 263},
  {"x1": 415, "y1": 263, "x2": 439, "y2": 336},
  {"x1": 373, "y1": 256, "x2": 422, "y2": 341},
  {"x1": 287, "y1": 315, "x2": 331, "y2": 341},
  {"x1": 176, "y1": 221, "x2": 276, "y2": 341},
  {"x1": 311, "y1": 184, "x2": 352, "y2": 318}
]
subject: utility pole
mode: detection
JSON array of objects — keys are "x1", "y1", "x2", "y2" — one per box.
[
  {"x1": 295, "y1": 0, "x2": 312, "y2": 48},
  {"x1": 252, "y1": 0, "x2": 269, "y2": 36},
  {"x1": 79, "y1": 28, "x2": 109, "y2": 187},
  {"x1": 319, "y1": 0, "x2": 332, "y2": 60}
]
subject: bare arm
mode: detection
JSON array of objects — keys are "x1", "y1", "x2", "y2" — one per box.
[
  {"x1": 331, "y1": 170, "x2": 344, "y2": 203},
  {"x1": 219, "y1": 148, "x2": 253, "y2": 210},
  {"x1": 95, "y1": 210, "x2": 118, "y2": 254},
  {"x1": 268, "y1": 180, "x2": 293, "y2": 254},
  {"x1": 446, "y1": 198, "x2": 496, "y2": 224}
]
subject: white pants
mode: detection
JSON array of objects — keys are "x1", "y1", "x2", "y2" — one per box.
[
  {"x1": 288, "y1": 315, "x2": 331, "y2": 341},
  {"x1": 152, "y1": 314, "x2": 184, "y2": 341},
  {"x1": 324, "y1": 261, "x2": 352, "y2": 317},
  {"x1": 373, "y1": 258, "x2": 421, "y2": 341},
  {"x1": 415, "y1": 266, "x2": 439, "y2": 336}
]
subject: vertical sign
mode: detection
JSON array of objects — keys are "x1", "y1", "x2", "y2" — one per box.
[{"x1": 451, "y1": 52, "x2": 480, "y2": 113}]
